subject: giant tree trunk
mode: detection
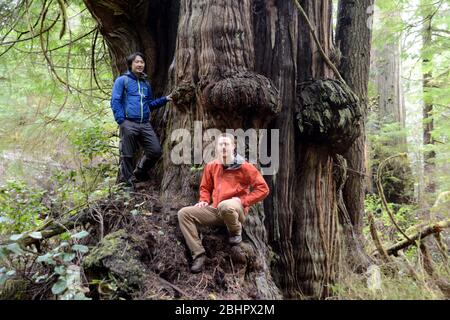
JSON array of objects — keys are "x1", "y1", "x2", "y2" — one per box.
[
  {"x1": 335, "y1": 0, "x2": 374, "y2": 270},
  {"x1": 85, "y1": 0, "x2": 367, "y2": 299},
  {"x1": 335, "y1": 0, "x2": 373, "y2": 232}
]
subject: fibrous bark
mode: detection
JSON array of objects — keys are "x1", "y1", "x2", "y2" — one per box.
[{"x1": 336, "y1": 0, "x2": 373, "y2": 232}]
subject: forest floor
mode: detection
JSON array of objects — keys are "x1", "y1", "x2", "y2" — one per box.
[
  {"x1": 1, "y1": 178, "x2": 449, "y2": 300},
  {"x1": 0, "y1": 180, "x2": 273, "y2": 300},
  {"x1": 80, "y1": 182, "x2": 264, "y2": 300}
]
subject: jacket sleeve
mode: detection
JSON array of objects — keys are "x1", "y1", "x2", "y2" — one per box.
[
  {"x1": 111, "y1": 77, "x2": 126, "y2": 124},
  {"x1": 240, "y1": 164, "x2": 269, "y2": 208},
  {"x1": 146, "y1": 83, "x2": 168, "y2": 111},
  {"x1": 199, "y1": 165, "x2": 213, "y2": 203}
]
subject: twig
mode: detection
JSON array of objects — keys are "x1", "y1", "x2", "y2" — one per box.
[
  {"x1": 367, "y1": 212, "x2": 391, "y2": 263},
  {"x1": 91, "y1": 28, "x2": 109, "y2": 95},
  {"x1": 158, "y1": 277, "x2": 189, "y2": 297},
  {"x1": 56, "y1": 0, "x2": 67, "y2": 39},
  {"x1": 291, "y1": 0, "x2": 347, "y2": 85},
  {"x1": 376, "y1": 153, "x2": 412, "y2": 242},
  {"x1": 433, "y1": 233, "x2": 448, "y2": 269}
]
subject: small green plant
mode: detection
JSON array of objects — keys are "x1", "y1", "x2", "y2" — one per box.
[
  {"x1": 70, "y1": 122, "x2": 116, "y2": 163},
  {"x1": 35, "y1": 230, "x2": 91, "y2": 299},
  {"x1": 0, "y1": 230, "x2": 92, "y2": 300},
  {"x1": 0, "y1": 179, "x2": 49, "y2": 234}
]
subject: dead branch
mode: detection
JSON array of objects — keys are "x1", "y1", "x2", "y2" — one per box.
[
  {"x1": 291, "y1": 0, "x2": 347, "y2": 86},
  {"x1": 0, "y1": 206, "x2": 91, "y2": 249},
  {"x1": 386, "y1": 219, "x2": 450, "y2": 256},
  {"x1": 158, "y1": 277, "x2": 189, "y2": 297},
  {"x1": 397, "y1": 251, "x2": 421, "y2": 282},
  {"x1": 367, "y1": 211, "x2": 391, "y2": 263},
  {"x1": 376, "y1": 153, "x2": 412, "y2": 242},
  {"x1": 420, "y1": 243, "x2": 450, "y2": 299},
  {"x1": 433, "y1": 233, "x2": 449, "y2": 268}
]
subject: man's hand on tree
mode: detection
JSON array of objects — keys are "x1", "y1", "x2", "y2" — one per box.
[
  {"x1": 195, "y1": 201, "x2": 209, "y2": 207},
  {"x1": 166, "y1": 93, "x2": 173, "y2": 101}
]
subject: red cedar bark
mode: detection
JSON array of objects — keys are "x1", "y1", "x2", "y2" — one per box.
[
  {"x1": 335, "y1": 0, "x2": 373, "y2": 231},
  {"x1": 333, "y1": 0, "x2": 375, "y2": 271}
]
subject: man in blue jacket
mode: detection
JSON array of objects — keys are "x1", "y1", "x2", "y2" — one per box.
[{"x1": 111, "y1": 52, "x2": 172, "y2": 189}]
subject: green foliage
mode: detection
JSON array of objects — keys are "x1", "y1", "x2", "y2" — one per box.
[
  {"x1": 331, "y1": 267, "x2": 448, "y2": 300},
  {"x1": 371, "y1": 0, "x2": 450, "y2": 202},
  {"x1": 0, "y1": 179, "x2": 49, "y2": 233},
  {"x1": 0, "y1": 229, "x2": 91, "y2": 300},
  {"x1": 367, "y1": 118, "x2": 415, "y2": 203},
  {"x1": 0, "y1": 0, "x2": 113, "y2": 183},
  {"x1": 364, "y1": 194, "x2": 417, "y2": 242},
  {"x1": 71, "y1": 123, "x2": 115, "y2": 161}
]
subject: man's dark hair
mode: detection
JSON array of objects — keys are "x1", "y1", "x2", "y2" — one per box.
[{"x1": 126, "y1": 52, "x2": 145, "y2": 71}]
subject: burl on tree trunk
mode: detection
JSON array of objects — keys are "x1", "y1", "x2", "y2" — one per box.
[{"x1": 293, "y1": 79, "x2": 362, "y2": 296}]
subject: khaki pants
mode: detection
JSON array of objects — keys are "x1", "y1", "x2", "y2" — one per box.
[{"x1": 178, "y1": 199, "x2": 245, "y2": 259}]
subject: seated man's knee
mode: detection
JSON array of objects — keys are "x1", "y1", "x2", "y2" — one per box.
[
  {"x1": 218, "y1": 201, "x2": 238, "y2": 218},
  {"x1": 178, "y1": 207, "x2": 189, "y2": 222},
  {"x1": 218, "y1": 199, "x2": 237, "y2": 211}
]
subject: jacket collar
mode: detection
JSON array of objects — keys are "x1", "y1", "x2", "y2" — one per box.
[
  {"x1": 124, "y1": 70, "x2": 148, "y2": 81},
  {"x1": 221, "y1": 154, "x2": 245, "y2": 170}
]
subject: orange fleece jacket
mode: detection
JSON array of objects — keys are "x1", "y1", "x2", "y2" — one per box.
[{"x1": 199, "y1": 159, "x2": 269, "y2": 213}]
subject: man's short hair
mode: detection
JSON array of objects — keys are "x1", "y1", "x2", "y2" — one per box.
[
  {"x1": 217, "y1": 133, "x2": 235, "y2": 146},
  {"x1": 126, "y1": 52, "x2": 145, "y2": 71}
]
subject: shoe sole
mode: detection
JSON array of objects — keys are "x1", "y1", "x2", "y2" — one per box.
[{"x1": 191, "y1": 268, "x2": 203, "y2": 274}]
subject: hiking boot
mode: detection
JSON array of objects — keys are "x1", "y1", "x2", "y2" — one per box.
[
  {"x1": 119, "y1": 181, "x2": 135, "y2": 194},
  {"x1": 191, "y1": 254, "x2": 206, "y2": 273},
  {"x1": 229, "y1": 234, "x2": 242, "y2": 245},
  {"x1": 133, "y1": 168, "x2": 150, "y2": 182}
]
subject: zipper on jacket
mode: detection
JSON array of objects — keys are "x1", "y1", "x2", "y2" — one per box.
[
  {"x1": 138, "y1": 79, "x2": 143, "y2": 123},
  {"x1": 217, "y1": 166, "x2": 223, "y2": 207}
]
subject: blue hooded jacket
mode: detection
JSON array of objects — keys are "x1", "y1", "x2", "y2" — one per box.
[{"x1": 110, "y1": 71, "x2": 168, "y2": 124}]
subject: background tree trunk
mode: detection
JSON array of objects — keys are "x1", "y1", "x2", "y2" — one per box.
[
  {"x1": 420, "y1": 1, "x2": 436, "y2": 204},
  {"x1": 370, "y1": 9, "x2": 414, "y2": 204},
  {"x1": 375, "y1": 40, "x2": 406, "y2": 138},
  {"x1": 85, "y1": 0, "x2": 369, "y2": 299}
]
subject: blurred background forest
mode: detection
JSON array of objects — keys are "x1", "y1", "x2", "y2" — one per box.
[{"x1": 0, "y1": 0, "x2": 449, "y2": 299}]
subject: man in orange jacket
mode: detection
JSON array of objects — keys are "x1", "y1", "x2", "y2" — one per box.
[{"x1": 178, "y1": 133, "x2": 269, "y2": 273}]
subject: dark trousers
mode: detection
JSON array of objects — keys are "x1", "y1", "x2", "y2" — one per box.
[{"x1": 118, "y1": 120, "x2": 162, "y2": 185}]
